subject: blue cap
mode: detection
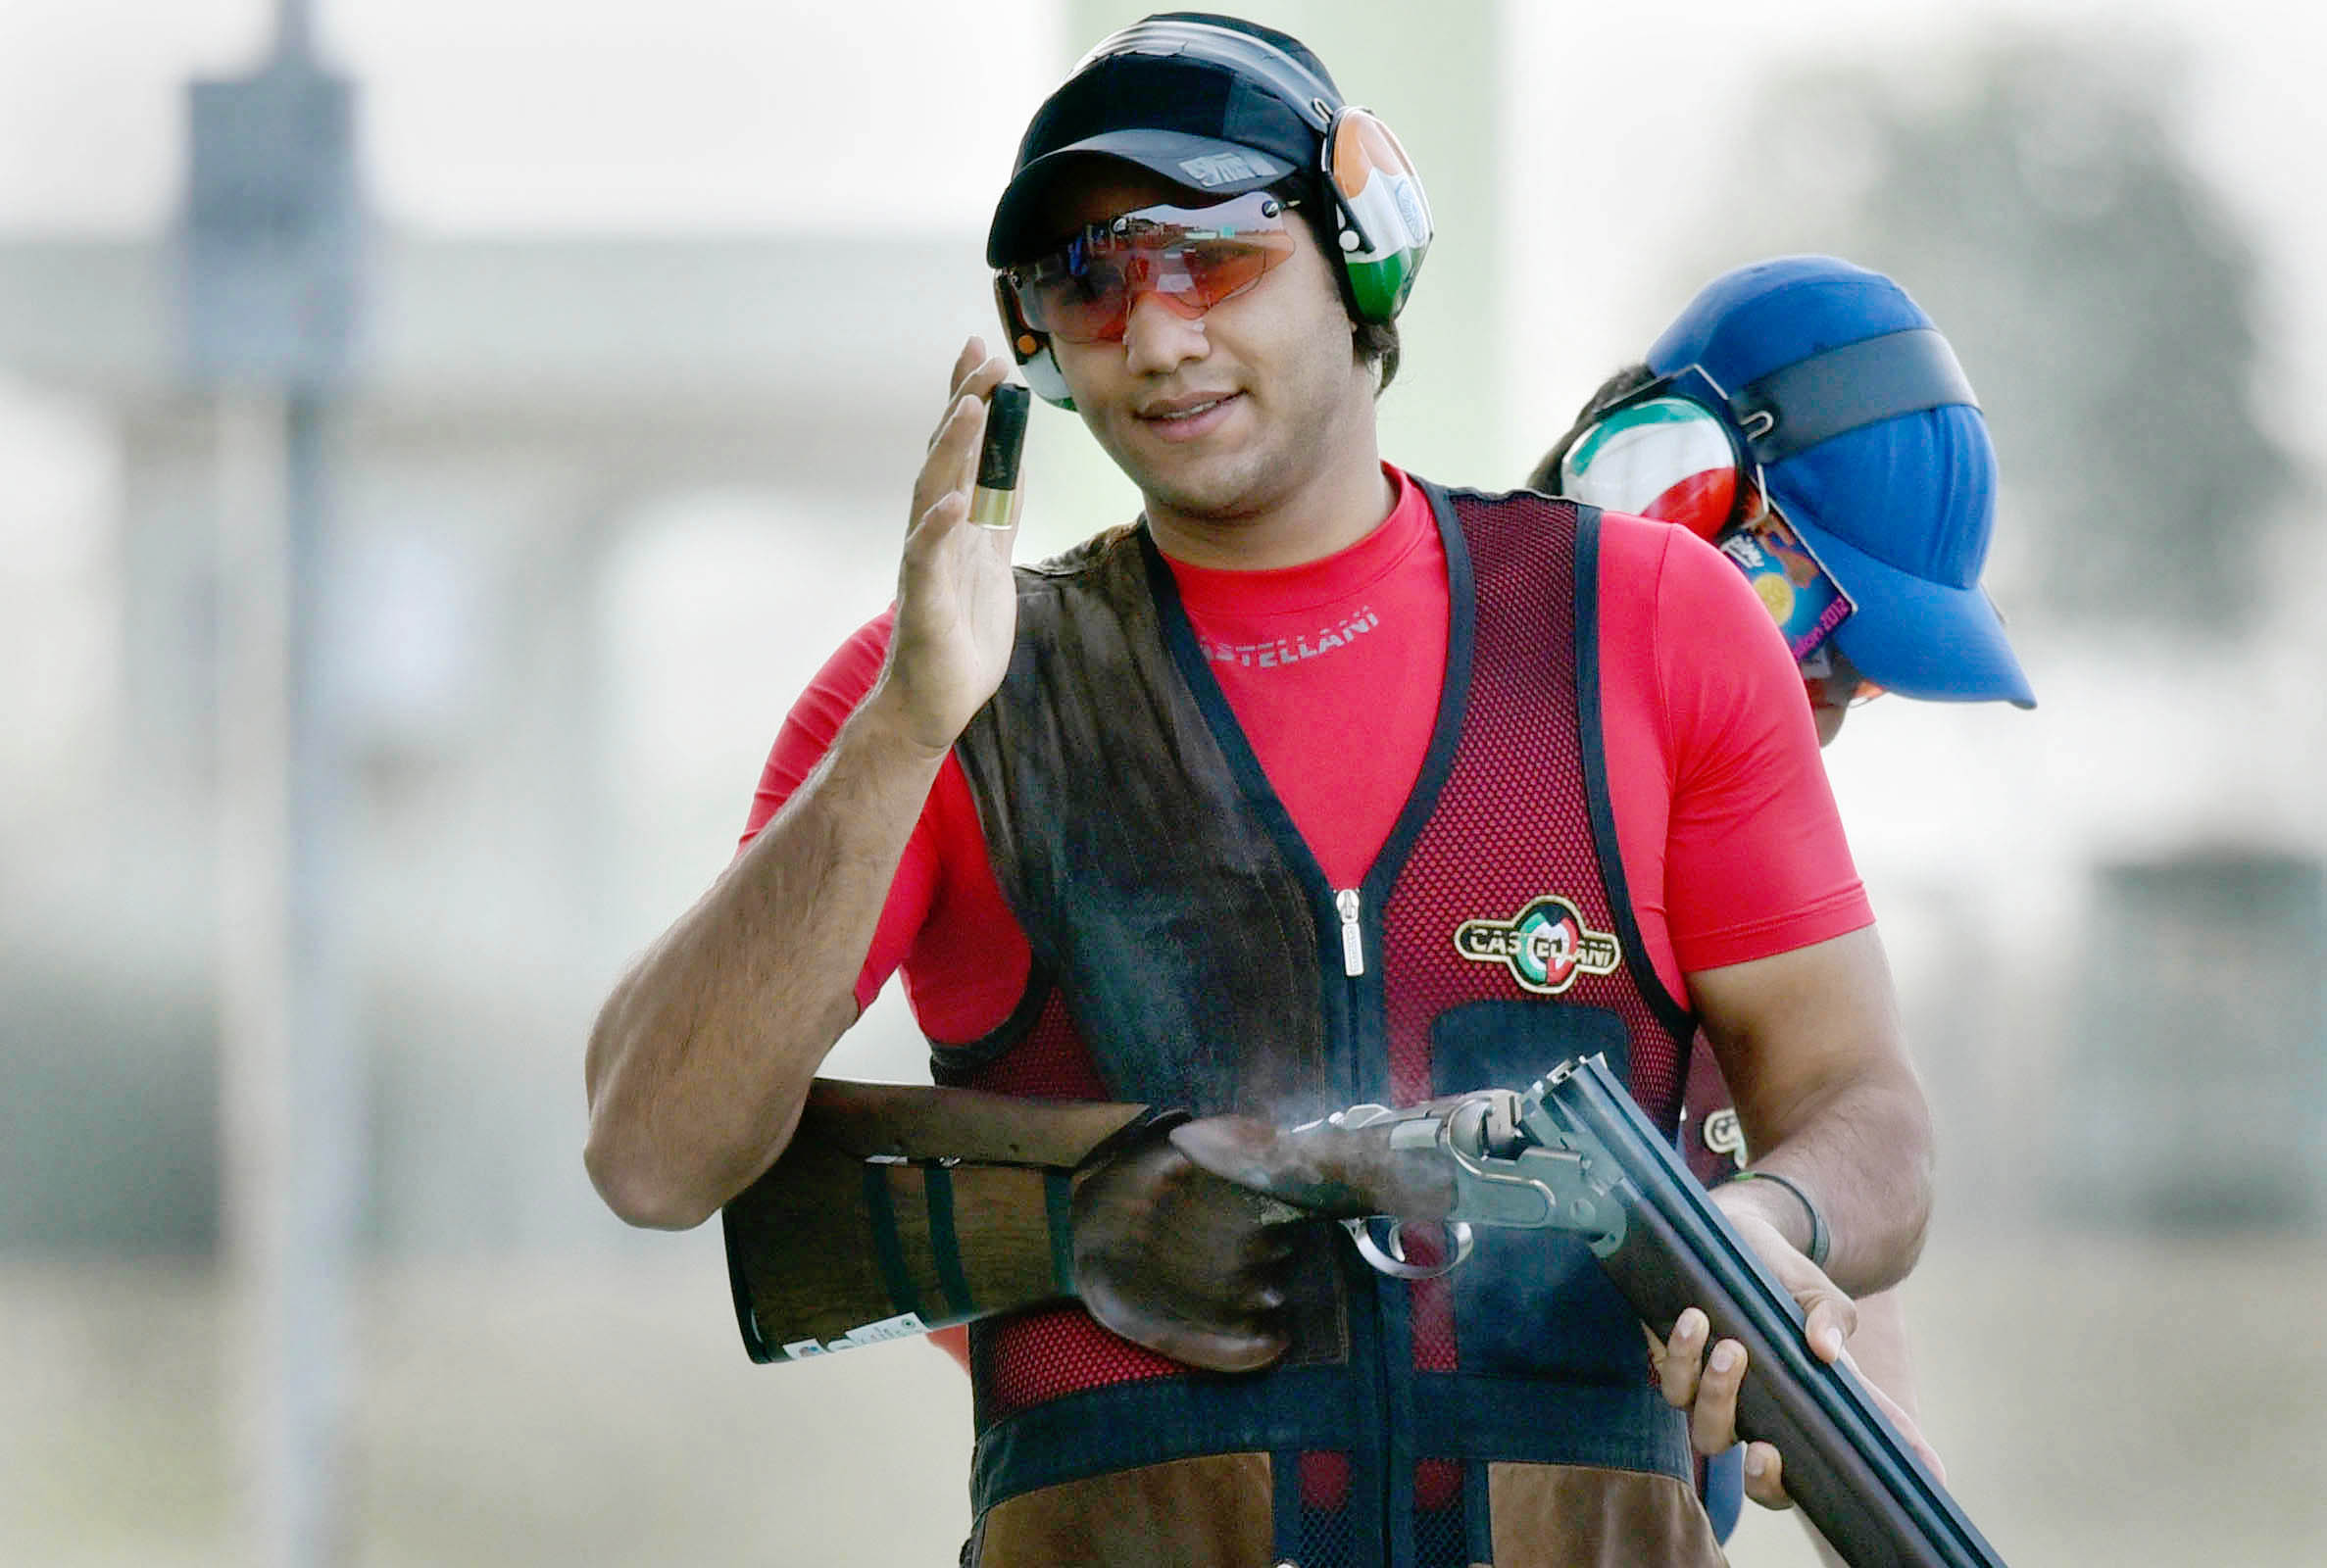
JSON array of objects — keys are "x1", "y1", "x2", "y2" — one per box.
[{"x1": 1647, "y1": 256, "x2": 2035, "y2": 708}]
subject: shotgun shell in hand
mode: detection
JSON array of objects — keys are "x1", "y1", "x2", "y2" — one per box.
[{"x1": 969, "y1": 383, "x2": 1029, "y2": 529}]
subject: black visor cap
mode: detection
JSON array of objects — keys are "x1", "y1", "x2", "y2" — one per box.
[{"x1": 986, "y1": 52, "x2": 1327, "y2": 267}]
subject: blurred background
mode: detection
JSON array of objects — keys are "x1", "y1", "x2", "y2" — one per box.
[{"x1": 2, "y1": 0, "x2": 2321, "y2": 1562}]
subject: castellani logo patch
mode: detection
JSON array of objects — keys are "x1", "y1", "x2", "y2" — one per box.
[{"x1": 1453, "y1": 896, "x2": 1622, "y2": 995}]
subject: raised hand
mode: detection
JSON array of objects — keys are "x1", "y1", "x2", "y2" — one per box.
[{"x1": 878, "y1": 338, "x2": 1027, "y2": 755}]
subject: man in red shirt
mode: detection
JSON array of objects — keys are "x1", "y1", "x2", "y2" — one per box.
[
  {"x1": 583, "y1": 15, "x2": 1933, "y2": 1564},
  {"x1": 1534, "y1": 253, "x2": 2033, "y2": 1554}
]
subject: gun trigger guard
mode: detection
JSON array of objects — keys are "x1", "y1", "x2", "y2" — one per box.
[{"x1": 1343, "y1": 1215, "x2": 1475, "y2": 1280}]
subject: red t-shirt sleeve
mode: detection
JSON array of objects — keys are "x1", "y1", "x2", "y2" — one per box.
[
  {"x1": 739, "y1": 611, "x2": 1031, "y2": 1034},
  {"x1": 1597, "y1": 514, "x2": 1873, "y2": 998},
  {"x1": 739, "y1": 610, "x2": 934, "y2": 1014},
  {"x1": 1647, "y1": 523, "x2": 1874, "y2": 973},
  {"x1": 741, "y1": 611, "x2": 890, "y2": 845}
]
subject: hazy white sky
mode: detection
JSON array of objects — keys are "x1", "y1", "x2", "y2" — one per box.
[
  {"x1": 0, "y1": 1, "x2": 2316, "y2": 243},
  {"x1": 1501, "y1": 0, "x2": 2327, "y2": 464},
  {"x1": 0, "y1": 0, "x2": 1060, "y2": 232},
  {"x1": 3, "y1": 0, "x2": 2320, "y2": 453}
]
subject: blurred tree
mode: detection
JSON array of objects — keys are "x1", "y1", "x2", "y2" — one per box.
[{"x1": 1704, "y1": 33, "x2": 2294, "y2": 631}]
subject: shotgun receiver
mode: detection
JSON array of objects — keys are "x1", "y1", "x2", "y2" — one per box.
[{"x1": 1301, "y1": 1054, "x2": 2008, "y2": 1568}]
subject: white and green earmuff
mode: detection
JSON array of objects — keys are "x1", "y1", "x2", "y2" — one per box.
[{"x1": 1320, "y1": 104, "x2": 1432, "y2": 326}]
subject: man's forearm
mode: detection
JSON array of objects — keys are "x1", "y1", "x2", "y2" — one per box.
[
  {"x1": 1692, "y1": 926, "x2": 1935, "y2": 1298},
  {"x1": 583, "y1": 681, "x2": 949, "y2": 1230},
  {"x1": 1724, "y1": 1061, "x2": 1932, "y2": 1298}
]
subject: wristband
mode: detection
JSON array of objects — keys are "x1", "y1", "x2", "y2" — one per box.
[{"x1": 1730, "y1": 1168, "x2": 1830, "y2": 1270}]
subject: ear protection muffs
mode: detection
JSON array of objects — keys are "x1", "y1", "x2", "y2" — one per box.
[
  {"x1": 1562, "y1": 328, "x2": 1982, "y2": 537},
  {"x1": 1318, "y1": 103, "x2": 1432, "y2": 324},
  {"x1": 997, "y1": 16, "x2": 1434, "y2": 407}
]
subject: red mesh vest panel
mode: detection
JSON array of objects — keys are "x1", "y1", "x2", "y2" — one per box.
[{"x1": 940, "y1": 485, "x2": 1698, "y2": 1561}]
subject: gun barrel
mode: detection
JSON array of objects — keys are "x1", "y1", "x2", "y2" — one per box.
[{"x1": 1542, "y1": 1056, "x2": 2009, "y2": 1568}]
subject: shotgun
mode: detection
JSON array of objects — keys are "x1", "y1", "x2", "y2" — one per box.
[
  {"x1": 721, "y1": 1061, "x2": 2008, "y2": 1567},
  {"x1": 1289, "y1": 1054, "x2": 2007, "y2": 1568}
]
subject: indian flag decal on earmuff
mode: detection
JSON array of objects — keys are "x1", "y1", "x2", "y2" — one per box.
[
  {"x1": 1325, "y1": 107, "x2": 1431, "y2": 323},
  {"x1": 1453, "y1": 896, "x2": 1622, "y2": 996}
]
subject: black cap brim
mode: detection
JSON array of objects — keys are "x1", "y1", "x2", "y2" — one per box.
[{"x1": 985, "y1": 128, "x2": 1298, "y2": 267}]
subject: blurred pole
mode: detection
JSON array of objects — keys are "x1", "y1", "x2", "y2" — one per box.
[
  {"x1": 217, "y1": 389, "x2": 359, "y2": 1567},
  {"x1": 184, "y1": 4, "x2": 366, "y2": 1562},
  {"x1": 214, "y1": 393, "x2": 290, "y2": 1562},
  {"x1": 276, "y1": 0, "x2": 313, "y2": 58}
]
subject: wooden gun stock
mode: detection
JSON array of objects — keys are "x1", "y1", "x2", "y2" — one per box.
[{"x1": 720, "y1": 1080, "x2": 1151, "y2": 1362}]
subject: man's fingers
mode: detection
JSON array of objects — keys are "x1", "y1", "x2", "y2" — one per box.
[
  {"x1": 1764, "y1": 1246, "x2": 1855, "y2": 1362},
  {"x1": 1689, "y1": 1339, "x2": 1747, "y2": 1456},
  {"x1": 1170, "y1": 1117, "x2": 1408, "y2": 1218},
  {"x1": 1079, "y1": 1278, "x2": 1287, "y2": 1374},
  {"x1": 917, "y1": 374, "x2": 1021, "y2": 536},
  {"x1": 1169, "y1": 1116, "x2": 1458, "y2": 1220},
  {"x1": 1168, "y1": 1117, "x2": 1367, "y2": 1215},
  {"x1": 946, "y1": 336, "x2": 985, "y2": 399},
  {"x1": 1802, "y1": 1294, "x2": 1855, "y2": 1364},
  {"x1": 1731, "y1": 1209, "x2": 1857, "y2": 1363},
  {"x1": 898, "y1": 485, "x2": 1014, "y2": 619},
  {"x1": 931, "y1": 339, "x2": 992, "y2": 430},
  {"x1": 1904, "y1": 1423, "x2": 1947, "y2": 1485},
  {"x1": 945, "y1": 337, "x2": 1014, "y2": 402},
  {"x1": 912, "y1": 394, "x2": 987, "y2": 526},
  {"x1": 1742, "y1": 1442, "x2": 1792, "y2": 1510},
  {"x1": 1147, "y1": 1321, "x2": 1289, "y2": 1375},
  {"x1": 937, "y1": 391, "x2": 989, "y2": 487},
  {"x1": 904, "y1": 489, "x2": 970, "y2": 564},
  {"x1": 955, "y1": 352, "x2": 1012, "y2": 408},
  {"x1": 1652, "y1": 1307, "x2": 1709, "y2": 1409},
  {"x1": 1857, "y1": 1370, "x2": 1947, "y2": 1482},
  {"x1": 931, "y1": 341, "x2": 1013, "y2": 450}
]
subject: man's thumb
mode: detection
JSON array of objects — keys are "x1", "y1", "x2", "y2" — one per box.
[
  {"x1": 1169, "y1": 1117, "x2": 1371, "y2": 1217},
  {"x1": 1171, "y1": 1115, "x2": 1459, "y2": 1221}
]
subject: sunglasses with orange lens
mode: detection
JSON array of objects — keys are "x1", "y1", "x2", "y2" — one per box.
[{"x1": 1005, "y1": 190, "x2": 1300, "y2": 346}]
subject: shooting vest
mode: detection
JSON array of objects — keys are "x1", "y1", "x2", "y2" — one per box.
[{"x1": 940, "y1": 484, "x2": 1714, "y2": 1568}]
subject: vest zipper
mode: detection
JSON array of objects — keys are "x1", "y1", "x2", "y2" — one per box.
[{"x1": 1326, "y1": 883, "x2": 1399, "y2": 1553}]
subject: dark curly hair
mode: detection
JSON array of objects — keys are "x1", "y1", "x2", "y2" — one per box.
[{"x1": 1356, "y1": 319, "x2": 1401, "y2": 394}]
